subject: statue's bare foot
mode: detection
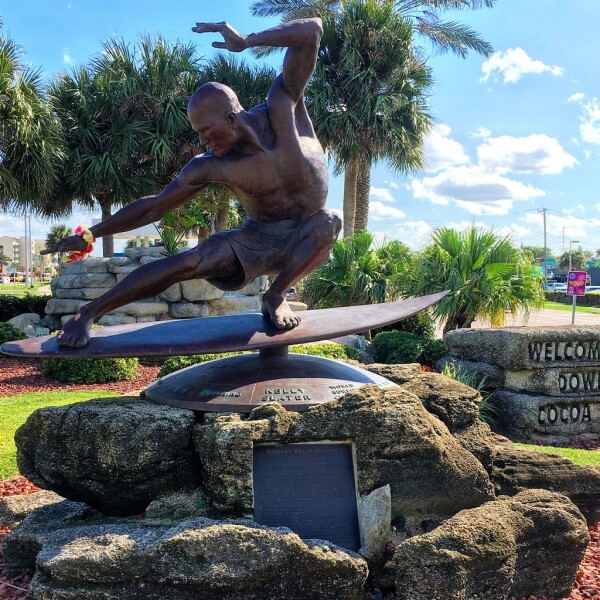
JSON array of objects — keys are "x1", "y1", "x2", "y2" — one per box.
[
  {"x1": 261, "y1": 292, "x2": 301, "y2": 330},
  {"x1": 56, "y1": 311, "x2": 94, "y2": 348}
]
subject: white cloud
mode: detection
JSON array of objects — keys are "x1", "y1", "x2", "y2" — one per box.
[
  {"x1": 423, "y1": 124, "x2": 469, "y2": 172},
  {"x1": 480, "y1": 48, "x2": 564, "y2": 84},
  {"x1": 579, "y1": 98, "x2": 600, "y2": 144},
  {"x1": 454, "y1": 199, "x2": 515, "y2": 216},
  {"x1": 477, "y1": 134, "x2": 578, "y2": 174},
  {"x1": 369, "y1": 186, "x2": 396, "y2": 203},
  {"x1": 369, "y1": 220, "x2": 433, "y2": 251},
  {"x1": 63, "y1": 49, "x2": 74, "y2": 65},
  {"x1": 368, "y1": 201, "x2": 405, "y2": 220},
  {"x1": 469, "y1": 127, "x2": 491, "y2": 139},
  {"x1": 568, "y1": 92, "x2": 586, "y2": 104},
  {"x1": 411, "y1": 165, "x2": 545, "y2": 213},
  {"x1": 384, "y1": 180, "x2": 400, "y2": 190}
]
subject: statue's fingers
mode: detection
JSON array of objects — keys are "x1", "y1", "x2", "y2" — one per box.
[
  {"x1": 212, "y1": 42, "x2": 227, "y2": 49},
  {"x1": 193, "y1": 22, "x2": 225, "y2": 32}
]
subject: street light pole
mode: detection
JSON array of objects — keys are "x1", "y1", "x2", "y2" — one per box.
[{"x1": 569, "y1": 240, "x2": 580, "y2": 272}]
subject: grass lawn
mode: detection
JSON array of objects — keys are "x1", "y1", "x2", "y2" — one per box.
[
  {"x1": 0, "y1": 390, "x2": 119, "y2": 479},
  {"x1": 543, "y1": 300, "x2": 600, "y2": 315},
  {"x1": 514, "y1": 442, "x2": 600, "y2": 466},
  {"x1": 0, "y1": 284, "x2": 49, "y2": 297}
]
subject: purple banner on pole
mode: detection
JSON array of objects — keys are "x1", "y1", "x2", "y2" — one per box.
[{"x1": 567, "y1": 271, "x2": 587, "y2": 296}]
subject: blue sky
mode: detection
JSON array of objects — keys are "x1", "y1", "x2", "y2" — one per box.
[{"x1": 2, "y1": 0, "x2": 600, "y2": 257}]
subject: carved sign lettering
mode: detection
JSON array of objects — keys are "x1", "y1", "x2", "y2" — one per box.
[
  {"x1": 538, "y1": 402, "x2": 592, "y2": 425},
  {"x1": 528, "y1": 340, "x2": 600, "y2": 363},
  {"x1": 558, "y1": 371, "x2": 600, "y2": 393}
]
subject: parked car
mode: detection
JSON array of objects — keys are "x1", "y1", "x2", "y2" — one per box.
[
  {"x1": 9, "y1": 272, "x2": 24, "y2": 282},
  {"x1": 585, "y1": 286, "x2": 600, "y2": 293},
  {"x1": 546, "y1": 282, "x2": 567, "y2": 291},
  {"x1": 42, "y1": 272, "x2": 53, "y2": 283},
  {"x1": 286, "y1": 287, "x2": 299, "y2": 300}
]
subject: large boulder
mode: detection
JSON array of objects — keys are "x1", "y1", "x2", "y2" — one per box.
[
  {"x1": 394, "y1": 489, "x2": 589, "y2": 600},
  {"x1": 15, "y1": 397, "x2": 201, "y2": 515},
  {"x1": 400, "y1": 372, "x2": 502, "y2": 471},
  {"x1": 4, "y1": 504, "x2": 368, "y2": 600},
  {"x1": 0, "y1": 490, "x2": 64, "y2": 529},
  {"x1": 194, "y1": 387, "x2": 495, "y2": 533},
  {"x1": 490, "y1": 444, "x2": 600, "y2": 523}
]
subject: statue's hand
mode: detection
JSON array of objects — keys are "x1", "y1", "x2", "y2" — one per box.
[
  {"x1": 40, "y1": 235, "x2": 89, "y2": 256},
  {"x1": 192, "y1": 22, "x2": 247, "y2": 53}
]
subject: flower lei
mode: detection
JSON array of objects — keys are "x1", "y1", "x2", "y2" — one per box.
[{"x1": 60, "y1": 225, "x2": 96, "y2": 263}]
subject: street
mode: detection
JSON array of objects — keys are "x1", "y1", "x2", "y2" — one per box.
[{"x1": 473, "y1": 308, "x2": 600, "y2": 328}]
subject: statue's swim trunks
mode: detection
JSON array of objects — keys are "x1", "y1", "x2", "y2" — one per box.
[{"x1": 205, "y1": 217, "x2": 300, "y2": 291}]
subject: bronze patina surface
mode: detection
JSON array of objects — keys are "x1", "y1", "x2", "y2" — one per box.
[
  {"x1": 146, "y1": 351, "x2": 396, "y2": 412},
  {"x1": 253, "y1": 443, "x2": 360, "y2": 550},
  {"x1": 1, "y1": 292, "x2": 447, "y2": 359},
  {"x1": 40, "y1": 17, "x2": 342, "y2": 348}
]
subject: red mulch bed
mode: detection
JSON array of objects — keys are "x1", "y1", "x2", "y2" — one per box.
[
  {"x1": 1, "y1": 360, "x2": 599, "y2": 599},
  {"x1": 0, "y1": 357, "x2": 161, "y2": 397}
]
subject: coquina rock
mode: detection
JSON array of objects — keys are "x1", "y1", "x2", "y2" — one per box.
[
  {"x1": 194, "y1": 386, "x2": 495, "y2": 532},
  {"x1": 490, "y1": 444, "x2": 600, "y2": 523},
  {"x1": 394, "y1": 489, "x2": 589, "y2": 600},
  {"x1": 4, "y1": 501, "x2": 368, "y2": 600},
  {"x1": 15, "y1": 397, "x2": 201, "y2": 515}
]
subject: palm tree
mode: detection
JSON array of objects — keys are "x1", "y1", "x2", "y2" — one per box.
[
  {"x1": 0, "y1": 251, "x2": 10, "y2": 274},
  {"x1": 49, "y1": 36, "x2": 203, "y2": 257},
  {"x1": 307, "y1": 1, "x2": 433, "y2": 234},
  {"x1": 302, "y1": 230, "x2": 412, "y2": 308},
  {"x1": 45, "y1": 224, "x2": 72, "y2": 262},
  {"x1": 407, "y1": 227, "x2": 544, "y2": 334},
  {"x1": 251, "y1": 0, "x2": 494, "y2": 235},
  {"x1": 0, "y1": 36, "x2": 65, "y2": 216}
]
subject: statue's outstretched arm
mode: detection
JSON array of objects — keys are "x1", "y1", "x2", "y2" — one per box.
[
  {"x1": 193, "y1": 18, "x2": 322, "y2": 102},
  {"x1": 41, "y1": 158, "x2": 209, "y2": 256}
]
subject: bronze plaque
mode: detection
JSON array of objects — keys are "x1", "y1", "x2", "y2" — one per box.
[{"x1": 253, "y1": 443, "x2": 360, "y2": 551}]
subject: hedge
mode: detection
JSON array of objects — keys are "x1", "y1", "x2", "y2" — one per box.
[
  {"x1": 0, "y1": 294, "x2": 52, "y2": 321},
  {"x1": 157, "y1": 343, "x2": 359, "y2": 378}
]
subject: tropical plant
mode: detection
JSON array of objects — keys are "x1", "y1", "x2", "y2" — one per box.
[
  {"x1": 302, "y1": 231, "x2": 412, "y2": 308},
  {"x1": 557, "y1": 247, "x2": 592, "y2": 272},
  {"x1": 0, "y1": 252, "x2": 10, "y2": 271},
  {"x1": 0, "y1": 36, "x2": 64, "y2": 215},
  {"x1": 48, "y1": 36, "x2": 204, "y2": 257},
  {"x1": 407, "y1": 226, "x2": 545, "y2": 334},
  {"x1": 45, "y1": 224, "x2": 72, "y2": 261},
  {"x1": 251, "y1": 0, "x2": 495, "y2": 235}
]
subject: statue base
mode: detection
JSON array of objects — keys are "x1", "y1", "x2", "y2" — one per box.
[{"x1": 145, "y1": 346, "x2": 395, "y2": 412}]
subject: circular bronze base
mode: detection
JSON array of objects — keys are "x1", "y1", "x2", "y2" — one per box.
[{"x1": 145, "y1": 351, "x2": 396, "y2": 412}]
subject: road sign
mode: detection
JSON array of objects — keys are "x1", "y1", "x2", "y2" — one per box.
[{"x1": 567, "y1": 271, "x2": 587, "y2": 296}]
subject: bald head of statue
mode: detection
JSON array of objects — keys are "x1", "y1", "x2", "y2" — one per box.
[{"x1": 187, "y1": 83, "x2": 245, "y2": 157}]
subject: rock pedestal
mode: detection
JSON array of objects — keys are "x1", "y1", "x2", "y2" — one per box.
[
  {"x1": 442, "y1": 326, "x2": 600, "y2": 444},
  {"x1": 2, "y1": 370, "x2": 598, "y2": 599}
]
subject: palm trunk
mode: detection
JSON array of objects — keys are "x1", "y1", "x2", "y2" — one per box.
[
  {"x1": 215, "y1": 200, "x2": 230, "y2": 232},
  {"x1": 99, "y1": 198, "x2": 114, "y2": 258},
  {"x1": 354, "y1": 159, "x2": 371, "y2": 232},
  {"x1": 343, "y1": 158, "x2": 359, "y2": 237},
  {"x1": 442, "y1": 313, "x2": 472, "y2": 335}
]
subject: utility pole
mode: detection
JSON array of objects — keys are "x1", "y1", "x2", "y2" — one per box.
[{"x1": 538, "y1": 208, "x2": 548, "y2": 288}]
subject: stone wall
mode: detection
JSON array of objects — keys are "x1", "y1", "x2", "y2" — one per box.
[
  {"x1": 43, "y1": 247, "x2": 271, "y2": 331},
  {"x1": 440, "y1": 326, "x2": 600, "y2": 444}
]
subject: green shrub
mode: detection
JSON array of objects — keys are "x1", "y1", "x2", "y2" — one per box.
[
  {"x1": 0, "y1": 294, "x2": 52, "y2": 321},
  {"x1": 0, "y1": 322, "x2": 27, "y2": 345},
  {"x1": 290, "y1": 343, "x2": 358, "y2": 360},
  {"x1": 441, "y1": 361, "x2": 499, "y2": 428},
  {"x1": 158, "y1": 352, "x2": 246, "y2": 378},
  {"x1": 372, "y1": 330, "x2": 447, "y2": 367},
  {"x1": 157, "y1": 344, "x2": 359, "y2": 378},
  {"x1": 43, "y1": 356, "x2": 139, "y2": 383},
  {"x1": 371, "y1": 311, "x2": 436, "y2": 339}
]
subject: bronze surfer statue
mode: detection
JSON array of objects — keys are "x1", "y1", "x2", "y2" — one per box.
[{"x1": 42, "y1": 18, "x2": 341, "y2": 348}]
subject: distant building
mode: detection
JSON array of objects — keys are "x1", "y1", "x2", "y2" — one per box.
[{"x1": 0, "y1": 236, "x2": 47, "y2": 272}]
